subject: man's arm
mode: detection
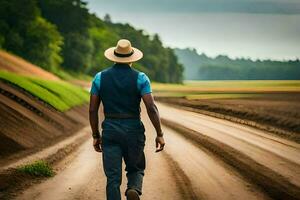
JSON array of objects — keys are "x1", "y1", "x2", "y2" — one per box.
[
  {"x1": 89, "y1": 94, "x2": 102, "y2": 152},
  {"x1": 142, "y1": 93, "x2": 165, "y2": 152}
]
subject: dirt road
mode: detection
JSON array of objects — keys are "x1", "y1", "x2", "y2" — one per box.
[
  {"x1": 16, "y1": 103, "x2": 300, "y2": 200},
  {"x1": 157, "y1": 102, "x2": 300, "y2": 187}
]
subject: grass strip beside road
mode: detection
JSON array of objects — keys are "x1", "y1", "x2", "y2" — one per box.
[
  {"x1": 0, "y1": 70, "x2": 89, "y2": 112},
  {"x1": 30, "y1": 78, "x2": 89, "y2": 108}
]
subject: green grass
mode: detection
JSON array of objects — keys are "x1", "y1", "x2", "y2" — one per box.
[
  {"x1": 29, "y1": 78, "x2": 89, "y2": 108},
  {"x1": 152, "y1": 80, "x2": 300, "y2": 100},
  {"x1": 17, "y1": 160, "x2": 54, "y2": 177},
  {"x1": 0, "y1": 70, "x2": 89, "y2": 111},
  {"x1": 52, "y1": 68, "x2": 75, "y2": 80},
  {"x1": 53, "y1": 68, "x2": 92, "y2": 81}
]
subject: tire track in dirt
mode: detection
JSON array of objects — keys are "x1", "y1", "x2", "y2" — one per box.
[
  {"x1": 161, "y1": 124, "x2": 270, "y2": 200},
  {"x1": 0, "y1": 128, "x2": 90, "y2": 199},
  {"x1": 8, "y1": 104, "x2": 282, "y2": 200},
  {"x1": 161, "y1": 118, "x2": 300, "y2": 200},
  {"x1": 155, "y1": 97, "x2": 300, "y2": 142},
  {"x1": 157, "y1": 102, "x2": 300, "y2": 187},
  {"x1": 14, "y1": 107, "x2": 188, "y2": 200},
  {"x1": 142, "y1": 108, "x2": 197, "y2": 200},
  {"x1": 162, "y1": 152, "x2": 199, "y2": 200}
]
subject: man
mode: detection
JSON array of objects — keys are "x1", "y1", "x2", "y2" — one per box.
[{"x1": 89, "y1": 39, "x2": 165, "y2": 200}]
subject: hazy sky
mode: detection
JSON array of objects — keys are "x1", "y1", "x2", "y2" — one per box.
[{"x1": 86, "y1": 0, "x2": 300, "y2": 60}]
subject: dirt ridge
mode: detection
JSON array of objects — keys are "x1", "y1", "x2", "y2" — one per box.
[
  {"x1": 156, "y1": 97, "x2": 300, "y2": 143},
  {"x1": 0, "y1": 127, "x2": 90, "y2": 199},
  {"x1": 162, "y1": 152, "x2": 200, "y2": 200},
  {"x1": 0, "y1": 80, "x2": 89, "y2": 160},
  {"x1": 161, "y1": 118, "x2": 300, "y2": 200},
  {"x1": 0, "y1": 85, "x2": 63, "y2": 130}
]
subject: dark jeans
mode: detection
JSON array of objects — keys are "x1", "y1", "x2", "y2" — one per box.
[{"x1": 101, "y1": 118, "x2": 146, "y2": 200}]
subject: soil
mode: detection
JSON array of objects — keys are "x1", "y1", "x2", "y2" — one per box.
[
  {"x1": 0, "y1": 78, "x2": 90, "y2": 199},
  {"x1": 0, "y1": 80, "x2": 89, "y2": 165},
  {"x1": 157, "y1": 102, "x2": 300, "y2": 199},
  {"x1": 2, "y1": 101, "x2": 300, "y2": 200},
  {"x1": 14, "y1": 106, "x2": 271, "y2": 200},
  {"x1": 155, "y1": 93, "x2": 300, "y2": 142},
  {"x1": 162, "y1": 118, "x2": 300, "y2": 200},
  {"x1": 0, "y1": 50, "x2": 60, "y2": 80},
  {"x1": 1, "y1": 62, "x2": 299, "y2": 200},
  {"x1": 0, "y1": 127, "x2": 90, "y2": 199}
]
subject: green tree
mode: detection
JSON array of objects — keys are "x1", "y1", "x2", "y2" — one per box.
[
  {"x1": 63, "y1": 32, "x2": 93, "y2": 71},
  {"x1": 24, "y1": 17, "x2": 63, "y2": 70},
  {"x1": 175, "y1": 48, "x2": 300, "y2": 80},
  {"x1": 104, "y1": 14, "x2": 112, "y2": 23},
  {"x1": 0, "y1": 0, "x2": 63, "y2": 70},
  {"x1": 39, "y1": 0, "x2": 92, "y2": 71},
  {"x1": 86, "y1": 14, "x2": 119, "y2": 74},
  {"x1": 0, "y1": 0, "x2": 39, "y2": 55},
  {"x1": 0, "y1": 0, "x2": 184, "y2": 83}
]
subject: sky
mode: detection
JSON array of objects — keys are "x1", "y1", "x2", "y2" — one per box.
[{"x1": 86, "y1": 0, "x2": 300, "y2": 60}]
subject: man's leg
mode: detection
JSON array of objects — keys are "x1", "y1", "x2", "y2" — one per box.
[
  {"x1": 124, "y1": 132, "x2": 146, "y2": 196},
  {"x1": 125, "y1": 153, "x2": 145, "y2": 195},
  {"x1": 102, "y1": 143, "x2": 123, "y2": 200}
]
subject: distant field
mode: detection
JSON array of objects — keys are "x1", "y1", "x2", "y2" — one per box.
[
  {"x1": 154, "y1": 80, "x2": 300, "y2": 141},
  {"x1": 152, "y1": 80, "x2": 300, "y2": 99},
  {"x1": 0, "y1": 71, "x2": 89, "y2": 111}
]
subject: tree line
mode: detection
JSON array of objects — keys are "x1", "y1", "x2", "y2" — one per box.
[
  {"x1": 175, "y1": 48, "x2": 300, "y2": 80},
  {"x1": 0, "y1": 0, "x2": 183, "y2": 83}
]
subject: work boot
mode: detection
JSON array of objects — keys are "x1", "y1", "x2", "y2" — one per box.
[{"x1": 126, "y1": 189, "x2": 140, "y2": 200}]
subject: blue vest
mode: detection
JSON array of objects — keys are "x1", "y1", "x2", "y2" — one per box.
[{"x1": 100, "y1": 63, "x2": 141, "y2": 119}]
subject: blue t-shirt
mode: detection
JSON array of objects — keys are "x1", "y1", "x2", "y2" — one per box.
[{"x1": 90, "y1": 71, "x2": 152, "y2": 96}]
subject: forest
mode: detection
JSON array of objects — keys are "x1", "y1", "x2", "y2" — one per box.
[
  {"x1": 0, "y1": 0, "x2": 183, "y2": 83},
  {"x1": 1, "y1": 0, "x2": 298, "y2": 82},
  {"x1": 175, "y1": 48, "x2": 300, "y2": 80}
]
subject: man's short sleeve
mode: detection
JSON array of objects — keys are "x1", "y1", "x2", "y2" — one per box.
[
  {"x1": 90, "y1": 72, "x2": 101, "y2": 96},
  {"x1": 137, "y1": 72, "x2": 152, "y2": 96}
]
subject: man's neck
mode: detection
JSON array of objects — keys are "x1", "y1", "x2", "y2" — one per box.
[{"x1": 115, "y1": 62, "x2": 132, "y2": 67}]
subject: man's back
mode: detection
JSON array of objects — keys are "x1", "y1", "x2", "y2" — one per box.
[
  {"x1": 89, "y1": 39, "x2": 165, "y2": 200},
  {"x1": 90, "y1": 63, "x2": 152, "y2": 119},
  {"x1": 100, "y1": 63, "x2": 141, "y2": 118}
]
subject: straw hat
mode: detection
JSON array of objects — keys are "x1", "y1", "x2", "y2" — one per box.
[{"x1": 104, "y1": 39, "x2": 143, "y2": 63}]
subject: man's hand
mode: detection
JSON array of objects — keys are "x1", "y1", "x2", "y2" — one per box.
[
  {"x1": 155, "y1": 136, "x2": 165, "y2": 153},
  {"x1": 93, "y1": 138, "x2": 102, "y2": 153}
]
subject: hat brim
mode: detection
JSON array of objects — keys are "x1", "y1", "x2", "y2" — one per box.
[{"x1": 104, "y1": 47, "x2": 143, "y2": 63}]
